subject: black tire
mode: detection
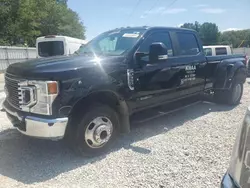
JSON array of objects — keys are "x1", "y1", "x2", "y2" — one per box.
[
  {"x1": 214, "y1": 80, "x2": 243, "y2": 105},
  {"x1": 67, "y1": 104, "x2": 120, "y2": 157}
]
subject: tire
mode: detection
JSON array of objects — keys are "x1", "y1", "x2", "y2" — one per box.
[
  {"x1": 67, "y1": 104, "x2": 120, "y2": 157},
  {"x1": 214, "y1": 80, "x2": 243, "y2": 105}
]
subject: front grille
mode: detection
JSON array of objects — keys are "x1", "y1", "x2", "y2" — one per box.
[{"x1": 5, "y1": 74, "x2": 23, "y2": 109}]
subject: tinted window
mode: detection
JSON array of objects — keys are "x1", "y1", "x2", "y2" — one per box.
[
  {"x1": 138, "y1": 32, "x2": 173, "y2": 57},
  {"x1": 215, "y1": 47, "x2": 227, "y2": 55},
  {"x1": 176, "y1": 33, "x2": 200, "y2": 56},
  {"x1": 204, "y1": 48, "x2": 212, "y2": 56},
  {"x1": 38, "y1": 41, "x2": 64, "y2": 57}
]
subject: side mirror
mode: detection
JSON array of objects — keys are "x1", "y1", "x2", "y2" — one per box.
[{"x1": 149, "y1": 42, "x2": 168, "y2": 63}]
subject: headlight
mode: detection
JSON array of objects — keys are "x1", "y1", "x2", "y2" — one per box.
[{"x1": 19, "y1": 80, "x2": 59, "y2": 115}]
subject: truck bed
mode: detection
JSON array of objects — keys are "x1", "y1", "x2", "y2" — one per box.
[{"x1": 206, "y1": 54, "x2": 246, "y2": 63}]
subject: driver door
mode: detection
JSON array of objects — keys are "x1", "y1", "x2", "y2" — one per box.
[{"x1": 132, "y1": 31, "x2": 179, "y2": 110}]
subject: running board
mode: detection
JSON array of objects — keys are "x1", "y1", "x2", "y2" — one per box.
[{"x1": 131, "y1": 96, "x2": 202, "y2": 124}]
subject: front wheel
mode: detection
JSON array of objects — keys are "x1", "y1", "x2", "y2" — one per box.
[
  {"x1": 68, "y1": 104, "x2": 120, "y2": 157},
  {"x1": 214, "y1": 81, "x2": 243, "y2": 105}
]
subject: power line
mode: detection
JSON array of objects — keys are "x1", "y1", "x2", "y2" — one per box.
[
  {"x1": 147, "y1": 0, "x2": 161, "y2": 14},
  {"x1": 166, "y1": 0, "x2": 178, "y2": 10},
  {"x1": 142, "y1": 0, "x2": 161, "y2": 23},
  {"x1": 126, "y1": 0, "x2": 142, "y2": 24},
  {"x1": 146, "y1": 0, "x2": 178, "y2": 25}
]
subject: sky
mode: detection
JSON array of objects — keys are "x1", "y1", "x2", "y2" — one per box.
[{"x1": 68, "y1": 0, "x2": 250, "y2": 40}]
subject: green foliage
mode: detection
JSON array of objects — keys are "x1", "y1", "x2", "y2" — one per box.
[
  {"x1": 0, "y1": 0, "x2": 85, "y2": 47},
  {"x1": 199, "y1": 23, "x2": 219, "y2": 45},
  {"x1": 219, "y1": 30, "x2": 250, "y2": 48},
  {"x1": 181, "y1": 21, "x2": 200, "y2": 33},
  {"x1": 181, "y1": 21, "x2": 250, "y2": 47},
  {"x1": 181, "y1": 21, "x2": 219, "y2": 45}
]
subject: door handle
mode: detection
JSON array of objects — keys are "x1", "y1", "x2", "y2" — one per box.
[{"x1": 200, "y1": 62, "x2": 207, "y2": 66}]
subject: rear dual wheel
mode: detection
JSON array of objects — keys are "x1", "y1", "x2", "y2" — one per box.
[{"x1": 214, "y1": 80, "x2": 243, "y2": 105}]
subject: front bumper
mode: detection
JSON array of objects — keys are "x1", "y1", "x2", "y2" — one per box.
[{"x1": 3, "y1": 100, "x2": 68, "y2": 140}]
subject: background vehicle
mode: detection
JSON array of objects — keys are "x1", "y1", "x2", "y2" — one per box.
[
  {"x1": 3, "y1": 27, "x2": 247, "y2": 156},
  {"x1": 36, "y1": 35, "x2": 87, "y2": 58},
  {"x1": 221, "y1": 107, "x2": 250, "y2": 188},
  {"x1": 203, "y1": 45, "x2": 232, "y2": 56}
]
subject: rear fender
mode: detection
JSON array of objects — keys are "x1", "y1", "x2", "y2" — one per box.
[{"x1": 214, "y1": 60, "x2": 246, "y2": 90}]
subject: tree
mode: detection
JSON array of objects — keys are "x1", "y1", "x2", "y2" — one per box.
[
  {"x1": 219, "y1": 30, "x2": 250, "y2": 48},
  {"x1": 181, "y1": 21, "x2": 220, "y2": 45},
  {"x1": 0, "y1": 0, "x2": 21, "y2": 45},
  {"x1": 38, "y1": 1, "x2": 85, "y2": 40},
  {"x1": 0, "y1": 0, "x2": 85, "y2": 46},
  {"x1": 181, "y1": 21, "x2": 200, "y2": 33},
  {"x1": 199, "y1": 22, "x2": 219, "y2": 45}
]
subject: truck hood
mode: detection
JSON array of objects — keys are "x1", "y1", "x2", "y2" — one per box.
[{"x1": 6, "y1": 55, "x2": 127, "y2": 80}]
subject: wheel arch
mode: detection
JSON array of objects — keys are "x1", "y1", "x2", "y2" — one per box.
[
  {"x1": 214, "y1": 60, "x2": 247, "y2": 89},
  {"x1": 68, "y1": 90, "x2": 130, "y2": 133}
]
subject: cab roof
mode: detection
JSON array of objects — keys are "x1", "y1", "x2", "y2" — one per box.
[{"x1": 109, "y1": 26, "x2": 196, "y2": 33}]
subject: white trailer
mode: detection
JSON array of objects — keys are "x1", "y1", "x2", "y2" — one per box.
[{"x1": 36, "y1": 35, "x2": 87, "y2": 58}]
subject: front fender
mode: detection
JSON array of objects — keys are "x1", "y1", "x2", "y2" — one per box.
[
  {"x1": 52, "y1": 71, "x2": 128, "y2": 118},
  {"x1": 58, "y1": 82, "x2": 126, "y2": 112},
  {"x1": 62, "y1": 88, "x2": 130, "y2": 133}
]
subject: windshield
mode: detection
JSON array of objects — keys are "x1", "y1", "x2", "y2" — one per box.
[{"x1": 78, "y1": 29, "x2": 145, "y2": 56}]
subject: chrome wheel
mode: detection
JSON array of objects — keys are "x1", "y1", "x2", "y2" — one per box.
[
  {"x1": 232, "y1": 83, "x2": 242, "y2": 103},
  {"x1": 85, "y1": 116, "x2": 113, "y2": 148}
]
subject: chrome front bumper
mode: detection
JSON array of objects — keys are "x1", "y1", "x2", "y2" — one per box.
[{"x1": 3, "y1": 102, "x2": 68, "y2": 140}]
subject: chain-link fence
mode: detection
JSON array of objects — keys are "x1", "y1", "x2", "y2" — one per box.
[{"x1": 0, "y1": 46, "x2": 36, "y2": 73}]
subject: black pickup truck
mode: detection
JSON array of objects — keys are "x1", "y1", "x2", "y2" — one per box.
[{"x1": 3, "y1": 26, "x2": 247, "y2": 156}]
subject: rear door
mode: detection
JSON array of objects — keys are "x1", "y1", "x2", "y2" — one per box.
[{"x1": 174, "y1": 31, "x2": 207, "y2": 95}]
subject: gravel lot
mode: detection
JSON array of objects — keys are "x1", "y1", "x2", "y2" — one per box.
[{"x1": 0, "y1": 80, "x2": 250, "y2": 188}]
